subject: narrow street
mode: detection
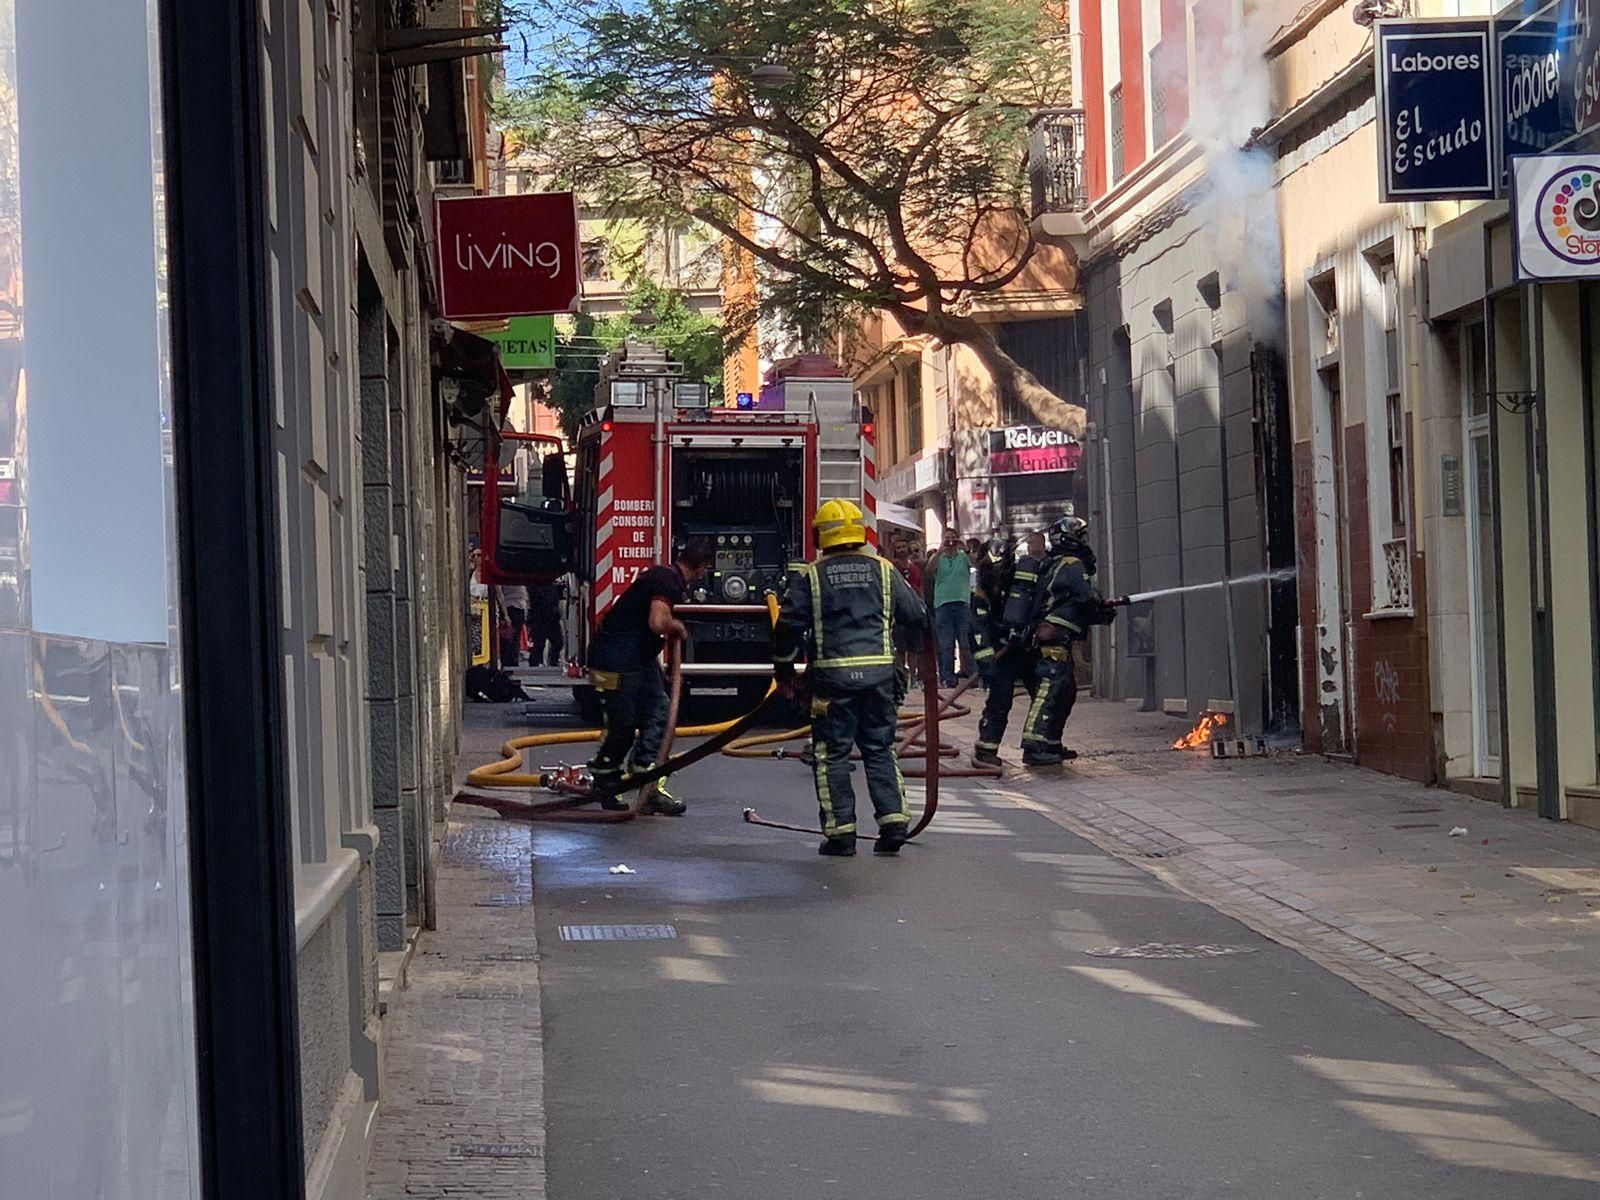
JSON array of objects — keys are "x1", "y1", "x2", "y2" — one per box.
[{"x1": 374, "y1": 696, "x2": 1600, "y2": 1200}]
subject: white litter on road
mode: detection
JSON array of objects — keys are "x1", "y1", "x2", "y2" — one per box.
[
  {"x1": 1448, "y1": 827, "x2": 1468, "y2": 838},
  {"x1": 608, "y1": 864, "x2": 637, "y2": 875}
]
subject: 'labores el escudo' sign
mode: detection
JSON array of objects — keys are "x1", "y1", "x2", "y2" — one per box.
[
  {"x1": 1375, "y1": 19, "x2": 1497, "y2": 202},
  {"x1": 434, "y1": 193, "x2": 582, "y2": 320}
]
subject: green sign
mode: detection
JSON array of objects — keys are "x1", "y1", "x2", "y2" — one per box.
[{"x1": 485, "y1": 315, "x2": 555, "y2": 370}]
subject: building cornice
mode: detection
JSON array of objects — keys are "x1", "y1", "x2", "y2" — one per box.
[{"x1": 1252, "y1": 51, "x2": 1375, "y2": 149}]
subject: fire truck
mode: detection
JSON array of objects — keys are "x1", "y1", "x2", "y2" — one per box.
[{"x1": 567, "y1": 342, "x2": 875, "y2": 715}]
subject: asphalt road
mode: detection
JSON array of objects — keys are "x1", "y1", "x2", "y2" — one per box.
[{"x1": 530, "y1": 741, "x2": 1600, "y2": 1199}]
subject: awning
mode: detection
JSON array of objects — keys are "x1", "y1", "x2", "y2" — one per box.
[{"x1": 877, "y1": 499, "x2": 923, "y2": 534}]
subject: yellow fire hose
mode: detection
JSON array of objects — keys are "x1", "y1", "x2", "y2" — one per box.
[{"x1": 460, "y1": 592, "x2": 999, "y2": 833}]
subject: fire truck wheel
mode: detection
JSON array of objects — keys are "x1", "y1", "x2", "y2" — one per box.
[{"x1": 573, "y1": 684, "x2": 603, "y2": 726}]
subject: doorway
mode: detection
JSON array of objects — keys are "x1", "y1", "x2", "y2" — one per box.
[
  {"x1": 1310, "y1": 360, "x2": 1354, "y2": 753},
  {"x1": 1462, "y1": 322, "x2": 1501, "y2": 779}
]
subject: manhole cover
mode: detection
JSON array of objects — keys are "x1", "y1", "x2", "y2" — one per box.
[
  {"x1": 456, "y1": 1143, "x2": 541, "y2": 1159},
  {"x1": 558, "y1": 923, "x2": 678, "y2": 942},
  {"x1": 1085, "y1": 943, "x2": 1258, "y2": 959}
]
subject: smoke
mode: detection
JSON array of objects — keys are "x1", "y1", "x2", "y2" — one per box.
[{"x1": 1168, "y1": 4, "x2": 1291, "y2": 342}]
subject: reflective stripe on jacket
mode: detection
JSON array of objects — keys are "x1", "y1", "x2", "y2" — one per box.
[{"x1": 774, "y1": 549, "x2": 927, "y2": 688}]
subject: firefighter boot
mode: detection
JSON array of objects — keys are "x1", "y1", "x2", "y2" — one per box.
[
  {"x1": 818, "y1": 836, "x2": 856, "y2": 857},
  {"x1": 1021, "y1": 742, "x2": 1065, "y2": 767},
  {"x1": 639, "y1": 771, "x2": 686, "y2": 817},
  {"x1": 589, "y1": 770, "x2": 631, "y2": 811},
  {"x1": 970, "y1": 742, "x2": 1004, "y2": 768},
  {"x1": 874, "y1": 823, "x2": 908, "y2": 855}
]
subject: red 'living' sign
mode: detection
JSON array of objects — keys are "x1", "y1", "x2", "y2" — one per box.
[{"x1": 434, "y1": 193, "x2": 582, "y2": 319}]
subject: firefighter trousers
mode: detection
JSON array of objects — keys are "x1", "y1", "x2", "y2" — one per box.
[
  {"x1": 1021, "y1": 647, "x2": 1077, "y2": 750},
  {"x1": 590, "y1": 660, "x2": 668, "y2": 778},
  {"x1": 975, "y1": 645, "x2": 1038, "y2": 753},
  {"x1": 810, "y1": 684, "x2": 909, "y2": 838}
]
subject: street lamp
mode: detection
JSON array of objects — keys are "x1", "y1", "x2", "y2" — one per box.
[{"x1": 750, "y1": 62, "x2": 795, "y2": 89}]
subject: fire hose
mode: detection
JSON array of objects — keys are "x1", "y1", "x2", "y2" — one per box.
[{"x1": 461, "y1": 585, "x2": 1010, "y2": 838}]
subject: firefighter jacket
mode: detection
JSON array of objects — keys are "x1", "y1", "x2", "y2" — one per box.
[
  {"x1": 999, "y1": 552, "x2": 1045, "y2": 633},
  {"x1": 1031, "y1": 552, "x2": 1115, "y2": 645},
  {"x1": 773, "y1": 548, "x2": 927, "y2": 690},
  {"x1": 971, "y1": 555, "x2": 1013, "y2": 664}
]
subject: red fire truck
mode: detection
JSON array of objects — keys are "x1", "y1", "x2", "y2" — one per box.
[{"x1": 567, "y1": 342, "x2": 875, "y2": 715}]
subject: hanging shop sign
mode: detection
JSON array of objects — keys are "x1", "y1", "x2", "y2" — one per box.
[
  {"x1": 1496, "y1": 0, "x2": 1600, "y2": 181},
  {"x1": 1375, "y1": 19, "x2": 1497, "y2": 202},
  {"x1": 482, "y1": 315, "x2": 556, "y2": 370},
  {"x1": 1512, "y1": 152, "x2": 1600, "y2": 278},
  {"x1": 434, "y1": 192, "x2": 582, "y2": 320},
  {"x1": 987, "y1": 426, "x2": 1082, "y2": 476}
]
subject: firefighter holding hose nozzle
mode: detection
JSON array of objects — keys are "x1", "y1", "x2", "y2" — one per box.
[
  {"x1": 773, "y1": 500, "x2": 927, "y2": 857},
  {"x1": 1018, "y1": 515, "x2": 1119, "y2": 766}
]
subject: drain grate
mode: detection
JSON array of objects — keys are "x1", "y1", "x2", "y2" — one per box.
[
  {"x1": 455, "y1": 1143, "x2": 541, "y2": 1159},
  {"x1": 559, "y1": 923, "x2": 677, "y2": 942},
  {"x1": 1085, "y1": 943, "x2": 1258, "y2": 959}
]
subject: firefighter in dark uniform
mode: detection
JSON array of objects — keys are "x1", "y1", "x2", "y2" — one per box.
[
  {"x1": 773, "y1": 500, "x2": 927, "y2": 856},
  {"x1": 586, "y1": 537, "x2": 715, "y2": 813},
  {"x1": 1019, "y1": 516, "x2": 1117, "y2": 766},
  {"x1": 971, "y1": 532, "x2": 1046, "y2": 766}
]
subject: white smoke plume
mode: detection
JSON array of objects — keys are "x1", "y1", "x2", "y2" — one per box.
[{"x1": 1179, "y1": 2, "x2": 1293, "y2": 339}]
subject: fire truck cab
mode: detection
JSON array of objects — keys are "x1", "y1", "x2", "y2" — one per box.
[{"x1": 568, "y1": 341, "x2": 872, "y2": 714}]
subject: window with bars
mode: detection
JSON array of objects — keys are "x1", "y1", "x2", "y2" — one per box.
[{"x1": 1110, "y1": 85, "x2": 1126, "y2": 183}]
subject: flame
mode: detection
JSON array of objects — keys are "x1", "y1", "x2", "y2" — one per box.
[{"x1": 1173, "y1": 711, "x2": 1228, "y2": 750}]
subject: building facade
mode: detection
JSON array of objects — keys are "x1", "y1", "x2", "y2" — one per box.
[
  {"x1": 842, "y1": 245, "x2": 1084, "y2": 550},
  {"x1": 0, "y1": 1, "x2": 495, "y2": 1197},
  {"x1": 1258, "y1": 2, "x2": 1439, "y2": 779},
  {"x1": 1056, "y1": 0, "x2": 1300, "y2": 734},
  {"x1": 1410, "y1": 0, "x2": 1600, "y2": 828}
]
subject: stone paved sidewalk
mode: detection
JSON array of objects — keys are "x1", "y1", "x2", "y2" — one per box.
[
  {"x1": 366, "y1": 792, "x2": 546, "y2": 1199},
  {"x1": 937, "y1": 690, "x2": 1600, "y2": 1116}
]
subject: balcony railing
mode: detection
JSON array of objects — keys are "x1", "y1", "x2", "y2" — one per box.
[{"x1": 1027, "y1": 108, "x2": 1087, "y2": 218}]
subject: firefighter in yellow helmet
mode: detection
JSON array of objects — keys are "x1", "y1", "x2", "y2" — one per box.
[{"x1": 772, "y1": 500, "x2": 928, "y2": 856}]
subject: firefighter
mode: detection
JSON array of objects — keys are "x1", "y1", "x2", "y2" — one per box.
[
  {"x1": 971, "y1": 532, "x2": 1046, "y2": 766},
  {"x1": 969, "y1": 536, "x2": 1011, "y2": 689},
  {"x1": 586, "y1": 537, "x2": 715, "y2": 814},
  {"x1": 773, "y1": 500, "x2": 927, "y2": 856},
  {"x1": 1019, "y1": 516, "x2": 1116, "y2": 766}
]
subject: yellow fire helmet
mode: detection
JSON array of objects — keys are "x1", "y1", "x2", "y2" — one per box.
[{"x1": 812, "y1": 498, "x2": 868, "y2": 551}]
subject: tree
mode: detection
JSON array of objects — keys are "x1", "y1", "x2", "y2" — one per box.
[
  {"x1": 503, "y1": 0, "x2": 1081, "y2": 430},
  {"x1": 546, "y1": 280, "x2": 726, "y2": 438}
]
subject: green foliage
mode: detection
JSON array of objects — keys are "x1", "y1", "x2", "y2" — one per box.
[
  {"x1": 502, "y1": 0, "x2": 1069, "y2": 348},
  {"x1": 547, "y1": 280, "x2": 726, "y2": 438}
]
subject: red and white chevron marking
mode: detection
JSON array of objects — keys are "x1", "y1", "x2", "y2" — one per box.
[
  {"x1": 861, "y1": 425, "x2": 879, "y2": 547},
  {"x1": 593, "y1": 447, "x2": 617, "y2": 616}
]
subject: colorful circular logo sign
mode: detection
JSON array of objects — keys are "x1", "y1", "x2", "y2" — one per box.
[{"x1": 1537, "y1": 167, "x2": 1600, "y2": 265}]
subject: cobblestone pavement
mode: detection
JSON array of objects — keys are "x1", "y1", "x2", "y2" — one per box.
[
  {"x1": 947, "y1": 689, "x2": 1600, "y2": 1117},
  {"x1": 366, "y1": 712, "x2": 546, "y2": 1200}
]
